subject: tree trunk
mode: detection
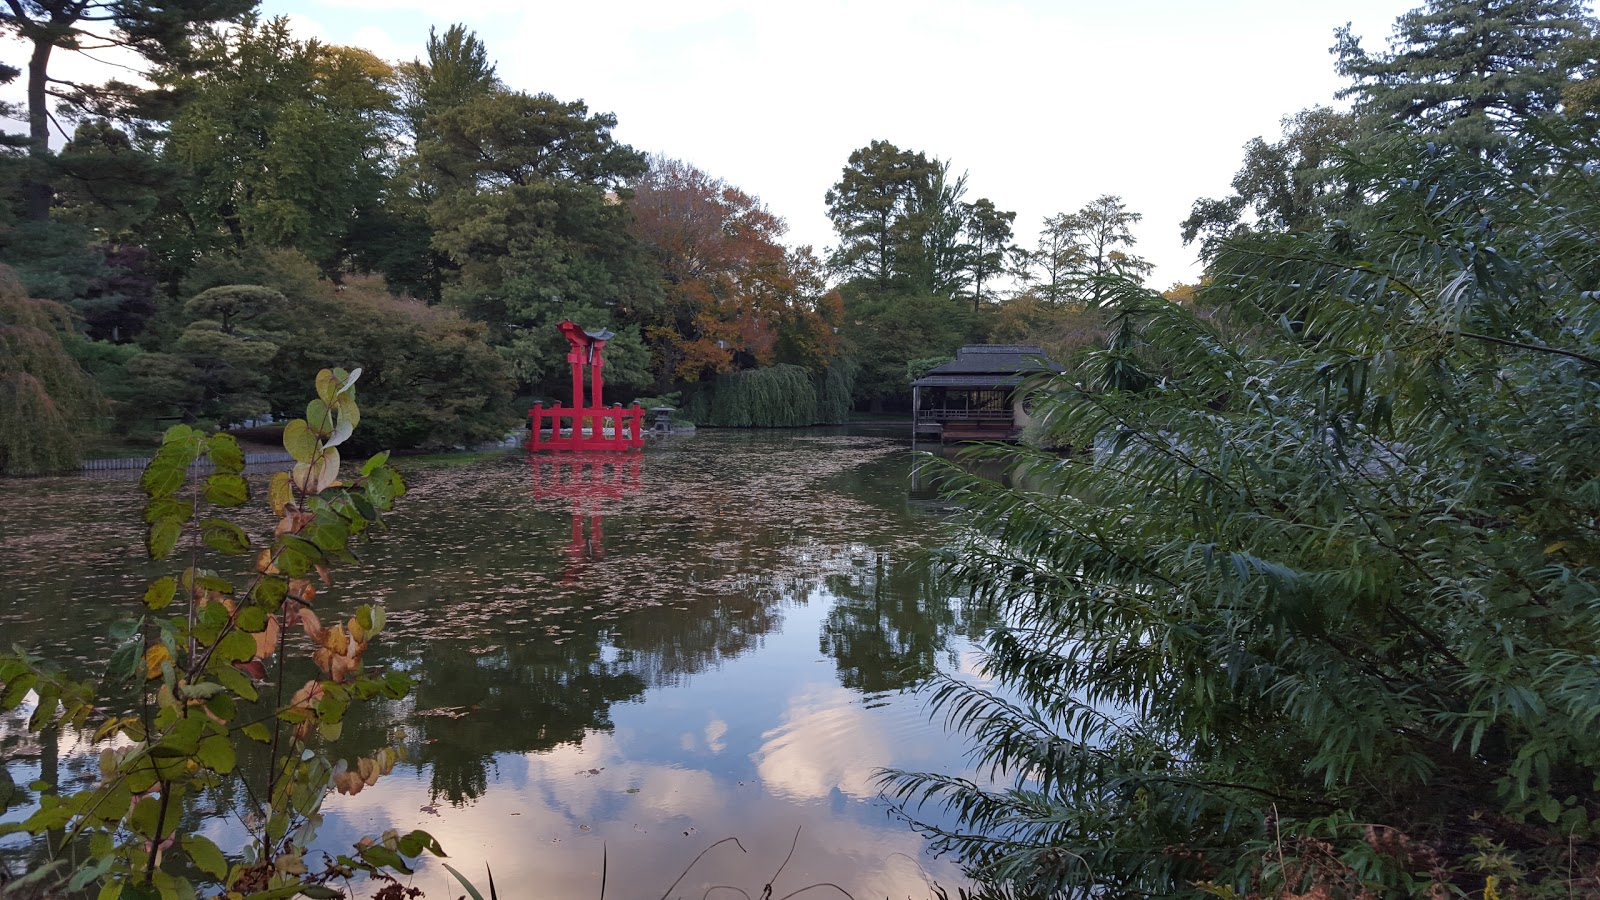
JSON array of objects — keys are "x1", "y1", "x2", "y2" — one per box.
[{"x1": 24, "y1": 36, "x2": 53, "y2": 222}]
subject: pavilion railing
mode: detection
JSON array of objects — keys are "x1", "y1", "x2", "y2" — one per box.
[{"x1": 915, "y1": 407, "x2": 1014, "y2": 424}]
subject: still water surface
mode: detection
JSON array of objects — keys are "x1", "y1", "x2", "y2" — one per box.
[{"x1": 0, "y1": 429, "x2": 994, "y2": 897}]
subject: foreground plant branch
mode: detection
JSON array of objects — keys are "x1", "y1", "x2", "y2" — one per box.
[{"x1": 0, "y1": 367, "x2": 446, "y2": 898}]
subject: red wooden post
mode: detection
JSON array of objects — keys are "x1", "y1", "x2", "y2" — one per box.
[{"x1": 569, "y1": 347, "x2": 584, "y2": 419}]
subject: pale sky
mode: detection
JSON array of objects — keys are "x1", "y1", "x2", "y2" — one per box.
[{"x1": 7, "y1": 0, "x2": 1417, "y2": 290}]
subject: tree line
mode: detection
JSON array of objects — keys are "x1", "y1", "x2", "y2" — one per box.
[{"x1": 0, "y1": 2, "x2": 1174, "y2": 473}]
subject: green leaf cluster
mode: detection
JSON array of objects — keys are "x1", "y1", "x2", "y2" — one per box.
[
  {"x1": 887, "y1": 121, "x2": 1600, "y2": 896},
  {"x1": 0, "y1": 369, "x2": 441, "y2": 899}
]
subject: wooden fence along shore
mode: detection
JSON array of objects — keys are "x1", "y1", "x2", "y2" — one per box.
[{"x1": 78, "y1": 451, "x2": 295, "y2": 473}]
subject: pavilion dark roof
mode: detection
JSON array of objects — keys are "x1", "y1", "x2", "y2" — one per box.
[{"x1": 911, "y1": 345, "x2": 1063, "y2": 389}]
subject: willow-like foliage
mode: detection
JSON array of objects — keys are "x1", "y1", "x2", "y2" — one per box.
[
  {"x1": 885, "y1": 123, "x2": 1600, "y2": 896},
  {"x1": 817, "y1": 357, "x2": 859, "y2": 425},
  {"x1": 0, "y1": 265, "x2": 102, "y2": 475},
  {"x1": 707, "y1": 363, "x2": 819, "y2": 427}
]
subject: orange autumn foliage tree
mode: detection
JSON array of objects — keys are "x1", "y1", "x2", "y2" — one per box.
[{"x1": 628, "y1": 156, "x2": 841, "y2": 386}]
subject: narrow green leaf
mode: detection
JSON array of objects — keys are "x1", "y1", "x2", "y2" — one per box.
[{"x1": 441, "y1": 863, "x2": 485, "y2": 900}]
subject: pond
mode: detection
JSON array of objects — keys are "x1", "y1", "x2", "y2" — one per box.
[{"x1": 0, "y1": 428, "x2": 998, "y2": 898}]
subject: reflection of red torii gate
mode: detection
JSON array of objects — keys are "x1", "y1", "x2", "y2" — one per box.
[
  {"x1": 530, "y1": 453, "x2": 643, "y2": 582},
  {"x1": 529, "y1": 321, "x2": 645, "y2": 452}
]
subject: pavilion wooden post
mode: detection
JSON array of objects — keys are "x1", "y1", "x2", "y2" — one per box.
[{"x1": 911, "y1": 384, "x2": 921, "y2": 444}]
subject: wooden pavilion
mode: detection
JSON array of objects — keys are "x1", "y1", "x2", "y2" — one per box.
[{"x1": 911, "y1": 344, "x2": 1062, "y2": 442}]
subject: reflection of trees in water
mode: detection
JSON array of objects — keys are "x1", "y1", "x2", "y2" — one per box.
[
  {"x1": 820, "y1": 553, "x2": 988, "y2": 694},
  {"x1": 609, "y1": 581, "x2": 790, "y2": 689},
  {"x1": 2, "y1": 435, "x2": 975, "y2": 826},
  {"x1": 391, "y1": 631, "x2": 648, "y2": 804},
  {"x1": 358, "y1": 567, "x2": 827, "y2": 804}
]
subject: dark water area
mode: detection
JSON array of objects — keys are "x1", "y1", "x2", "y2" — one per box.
[{"x1": 0, "y1": 429, "x2": 1001, "y2": 897}]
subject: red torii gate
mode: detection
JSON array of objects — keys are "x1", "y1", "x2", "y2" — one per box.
[{"x1": 529, "y1": 321, "x2": 645, "y2": 452}]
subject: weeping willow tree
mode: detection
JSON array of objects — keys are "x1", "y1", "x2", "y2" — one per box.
[
  {"x1": 700, "y1": 361, "x2": 859, "y2": 427},
  {"x1": 705, "y1": 364, "x2": 818, "y2": 427},
  {"x1": 0, "y1": 265, "x2": 102, "y2": 475},
  {"x1": 885, "y1": 122, "x2": 1600, "y2": 897},
  {"x1": 817, "y1": 357, "x2": 860, "y2": 424}
]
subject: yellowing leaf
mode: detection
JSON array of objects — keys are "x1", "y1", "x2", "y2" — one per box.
[
  {"x1": 144, "y1": 644, "x2": 172, "y2": 679},
  {"x1": 315, "y1": 368, "x2": 340, "y2": 406},
  {"x1": 283, "y1": 420, "x2": 317, "y2": 464},
  {"x1": 268, "y1": 471, "x2": 294, "y2": 517}
]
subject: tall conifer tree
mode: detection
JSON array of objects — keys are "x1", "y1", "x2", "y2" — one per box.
[{"x1": 1335, "y1": 0, "x2": 1598, "y2": 159}]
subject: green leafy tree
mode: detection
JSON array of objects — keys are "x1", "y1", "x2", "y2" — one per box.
[
  {"x1": 0, "y1": 0, "x2": 254, "y2": 221},
  {"x1": 1066, "y1": 194, "x2": 1153, "y2": 305},
  {"x1": 0, "y1": 264, "x2": 102, "y2": 475},
  {"x1": 373, "y1": 24, "x2": 502, "y2": 302},
  {"x1": 1563, "y1": 31, "x2": 1600, "y2": 125},
  {"x1": 963, "y1": 197, "x2": 1016, "y2": 312},
  {"x1": 127, "y1": 284, "x2": 286, "y2": 428},
  {"x1": 888, "y1": 123, "x2": 1600, "y2": 897},
  {"x1": 1022, "y1": 195, "x2": 1152, "y2": 308},
  {"x1": 903, "y1": 160, "x2": 974, "y2": 299},
  {"x1": 157, "y1": 17, "x2": 399, "y2": 276},
  {"x1": 1181, "y1": 106, "x2": 1363, "y2": 259},
  {"x1": 396, "y1": 23, "x2": 500, "y2": 141},
  {"x1": 268, "y1": 283, "x2": 517, "y2": 453},
  {"x1": 1018, "y1": 212, "x2": 1085, "y2": 308},
  {"x1": 419, "y1": 88, "x2": 659, "y2": 393},
  {"x1": 825, "y1": 140, "x2": 940, "y2": 289},
  {"x1": 54, "y1": 118, "x2": 172, "y2": 240},
  {"x1": 1334, "y1": 0, "x2": 1598, "y2": 160},
  {"x1": 840, "y1": 286, "x2": 968, "y2": 410}
]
